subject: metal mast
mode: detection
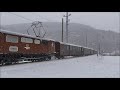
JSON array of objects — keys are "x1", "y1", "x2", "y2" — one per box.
[
  {"x1": 62, "y1": 18, "x2": 64, "y2": 42},
  {"x1": 63, "y1": 12, "x2": 71, "y2": 43},
  {"x1": 118, "y1": 12, "x2": 120, "y2": 55},
  {"x1": 0, "y1": 12, "x2": 1, "y2": 30}
]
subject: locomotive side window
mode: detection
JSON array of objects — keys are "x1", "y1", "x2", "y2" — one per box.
[
  {"x1": 21, "y1": 37, "x2": 33, "y2": 43},
  {"x1": 6, "y1": 35, "x2": 18, "y2": 43},
  {"x1": 34, "y1": 39, "x2": 40, "y2": 44}
]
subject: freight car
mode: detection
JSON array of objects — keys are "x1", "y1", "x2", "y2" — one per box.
[
  {"x1": 55, "y1": 42, "x2": 97, "y2": 59},
  {"x1": 0, "y1": 29, "x2": 97, "y2": 65}
]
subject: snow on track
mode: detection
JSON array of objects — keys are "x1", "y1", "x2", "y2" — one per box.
[{"x1": 0, "y1": 55, "x2": 119, "y2": 78}]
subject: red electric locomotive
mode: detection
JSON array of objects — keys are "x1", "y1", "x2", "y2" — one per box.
[{"x1": 0, "y1": 29, "x2": 56, "y2": 65}]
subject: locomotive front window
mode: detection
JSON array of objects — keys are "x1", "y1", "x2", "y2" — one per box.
[
  {"x1": 6, "y1": 35, "x2": 18, "y2": 43},
  {"x1": 21, "y1": 37, "x2": 33, "y2": 43}
]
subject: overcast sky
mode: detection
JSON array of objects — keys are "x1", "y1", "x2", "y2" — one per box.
[{"x1": 0, "y1": 12, "x2": 119, "y2": 33}]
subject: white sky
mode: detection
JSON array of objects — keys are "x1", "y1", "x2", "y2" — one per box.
[{"x1": 0, "y1": 12, "x2": 119, "y2": 32}]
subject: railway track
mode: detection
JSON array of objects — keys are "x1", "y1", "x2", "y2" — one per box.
[
  {"x1": 0, "y1": 59, "x2": 53, "y2": 67},
  {"x1": 0, "y1": 56, "x2": 54, "y2": 67},
  {"x1": 0, "y1": 55, "x2": 90, "y2": 67},
  {"x1": 0, "y1": 56, "x2": 77, "y2": 67}
]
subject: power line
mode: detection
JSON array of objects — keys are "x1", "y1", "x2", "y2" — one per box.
[
  {"x1": 7, "y1": 12, "x2": 48, "y2": 38},
  {"x1": 32, "y1": 13, "x2": 59, "y2": 22},
  {"x1": 28, "y1": 12, "x2": 61, "y2": 28},
  {"x1": 8, "y1": 12, "x2": 34, "y2": 22},
  {"x1": 30, "y1": 12, "x2": 64, "y2": 23},
  {"x1": 8, "y1": 12, "x2": 56, "y2": 22},
  {"x1": 36, "y1": 14, "x2": 52, "y2": 21},
  {"x1": 8, "y1": 12, "x2": 64, "y2": 24},
  {"x1": 39, "y1": 15, "x2": 57, "y2": 22}
]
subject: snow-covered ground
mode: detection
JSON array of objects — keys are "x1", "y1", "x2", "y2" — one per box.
[{"x1": 0, "y1": 55, "x2": 119, "y2": 78}]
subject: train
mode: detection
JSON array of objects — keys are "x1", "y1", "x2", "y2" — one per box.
[{"x1": 0, "y1": 29, "x2": 97, "y2": 65}]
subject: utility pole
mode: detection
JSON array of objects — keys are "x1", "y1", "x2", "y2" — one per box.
[
  {"x1": 63, "y1": 12, "x2": 71, "y2": 43},
  {"x1": 86, "y1": 32, "x2": 87, "y2": 47},
  {"x1": 113, "y1": 33, "x2": 116, "y2": 53},
  {"x1": 62, "y1": 18, "x2": 64, "y2": 42},
  {"x1": 98, "y1": 41, "x2": 101, "y2": 55},
  {"x1": 97, "y1": 32, "x2": 100, "y2": 56},
  {"x1": 98, "y1": 33, "x2": 101, "y2": 55},
  {"x1": 118, "y1": 12, "x2": 120, "y2": 56},
  {"x1": 0, "y1": 12, "x2": 1, "y2": 30}
]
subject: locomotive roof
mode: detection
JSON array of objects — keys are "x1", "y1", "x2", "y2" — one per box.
[{"x1": 0, "y1": 29, "x2": 56, "y2": 42}]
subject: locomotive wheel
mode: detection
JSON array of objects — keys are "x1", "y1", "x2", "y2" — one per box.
[
  {"x1": 45, "y1": 58, "x2": 48, "y2": 61},
  {"x1": 57, "y1": 57, "x2": 61, "y2": 59},
  {"x1": 46, "y1": 57, "x2": 50, "y2": 61},
  {"x1": 31, "y1": 60, "x2": 35, "y2": 62},
  {"x1": 1, "y1": 60, "x2": 5, "y2": 65}
]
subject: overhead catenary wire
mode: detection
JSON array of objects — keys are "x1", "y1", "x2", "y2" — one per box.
[
  {"x1": 7, "y1": 12, "x2": 66, "y2": 27},
  {"x1": 8, "y1": 12, "x2": 63, "y2": 23},
  {"x1": 7, "y1": 12, "x2": 34, "y2": 22},
  {"x1": 5, "y1": 12, "x2": 70, "y2": 39},
  {"x1": 34, "y1": 12, "x2": 60, "y2": 22},
  {"x1": 28, "y1": 13, "x2": 56, "y2": 28},
  {"x1": 7, "y1": 12, "x2": 47, "y2": 37},
  {"x1": 38, "y1": 15, "x2": 57, "y2": 22}
]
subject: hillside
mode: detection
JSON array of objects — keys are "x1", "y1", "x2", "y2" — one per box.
[{"x1": 2, "y1": 22, "x2": 120, "y2": 53}]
